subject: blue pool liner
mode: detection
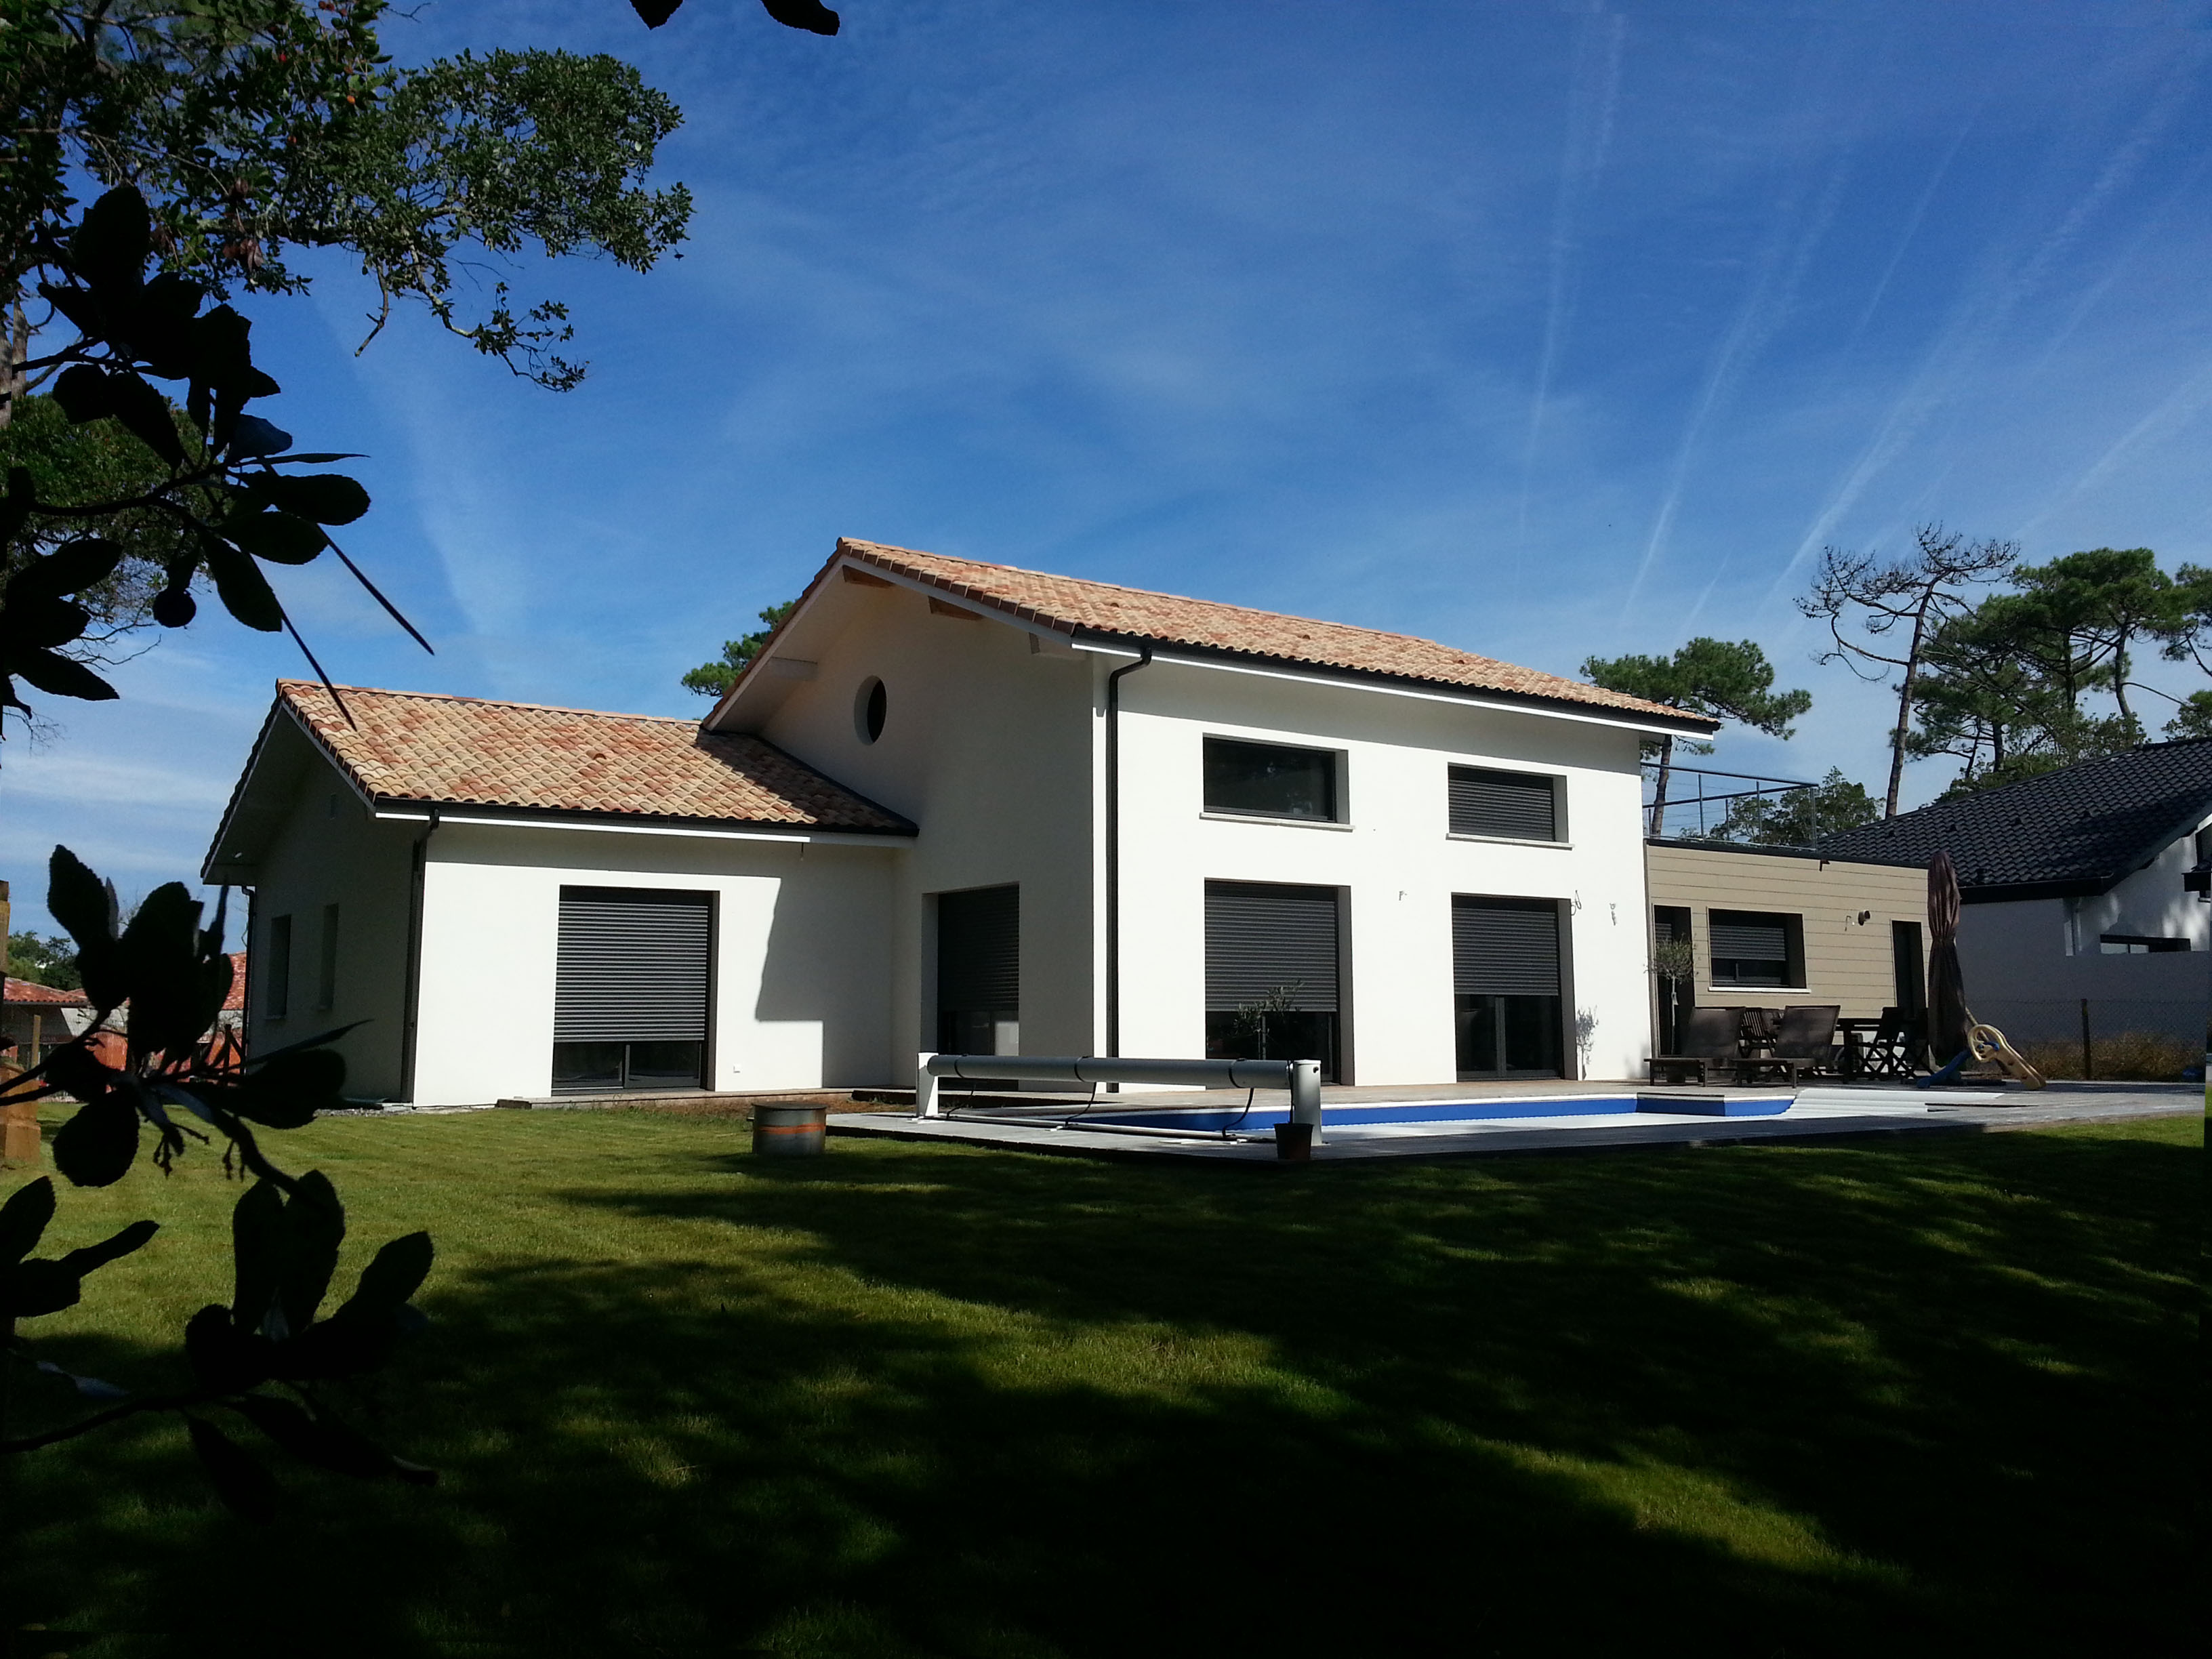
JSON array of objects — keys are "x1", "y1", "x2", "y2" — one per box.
[{"x1": 1074, "y1": 1096, "x2": 1645, "y2": 1132}]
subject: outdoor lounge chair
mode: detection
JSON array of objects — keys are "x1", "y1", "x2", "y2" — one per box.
[
  {"x1": 1648, "y1": 1006, "x2": 1743, "y2": 1084},
  {"x1": 1739, "y1": 1003, "x2": 1841, "y2": 1084}
]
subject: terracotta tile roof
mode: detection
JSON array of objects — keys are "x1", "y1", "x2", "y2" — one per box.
[
  {"x1": 274, "y1": 682, "x2": 914, "y2": 834},
  {"x1": 5, "y1": 977, "x2": 87, "y2": 1006},
  {"x1": 830, "y1": 539, "x2": 1715, "y2": 729},
  {"x1": 224, "y1": 951, "x2": 247, "y2": 1012}
]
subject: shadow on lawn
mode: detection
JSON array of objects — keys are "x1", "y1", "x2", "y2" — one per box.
[{"x1": 9, "y1": 1127, "x2": 2196, "y2": 1658}]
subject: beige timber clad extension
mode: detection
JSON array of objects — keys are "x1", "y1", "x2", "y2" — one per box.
[{"x1": 1645, "y1": 840, "x2": 1930, "y2": 1027}]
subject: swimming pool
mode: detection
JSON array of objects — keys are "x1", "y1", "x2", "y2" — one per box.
[{"x1": 949, "y1": 1091, "x2": 1794, "y2": 1136}]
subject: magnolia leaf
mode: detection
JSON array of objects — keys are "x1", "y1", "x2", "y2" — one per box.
[
  {"x1": 50, "y1": 365, "x2": 115, "y2": 424},
  {"x1": 50, "y1": 1094, "x2": 140, "y2": 1188},
  {"x1": 104, "y1": 371, "x2": 186, "y2": 468},
  {"x1": 187, "y1": 1417, "x2": 279, "y2": 1523},
  {"x1": 202, "y1": 546, "x2": 284, "y2": 632},
  {"x1": 35, "y1": 1359, "x2": 130, "y2": 1401},
  {"x1": 254, "y1": 474, "x2": 370, "y2": 526},
  {"x1": 8, "y1": 648, "x2": 117, "y2": 701},
  {"x1": 225, "y1": 416, "x2": 293, "y2": 459},
  {"x1": 6, "y1": 539, "x2": 126, "y2": 604},
  {"x1": 224, "y1": 510, "x2": 327, "y2": 565},
  {"x1": 55, "y1": 1218, "x2": 160, "y2": 1279},
  {"x1": 72, "y1": 186, "x2": 151, "y2": 291},
  {"x1": 0, "y1": 1178, "x2": 56, "y2": 1265},
  {"x1": 47, "y1": 847, "x2": 119, "y2": 956}
]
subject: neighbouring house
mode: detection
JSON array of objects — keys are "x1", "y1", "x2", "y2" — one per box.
[
  {"x1": 1, "y1": 952, "x2": 244, "y2": 1074},
  {"x1": 203, "y1": 537, "x2": 1715, "y2": 1105},
  {"x1": 3, "y1": 977, "x2": 100, "y2": 1069},
  {"x1": 1820, "y1": 741, "x2": 2212, "y2": 1048},
  {"x1": 1643, "y1": 840, "x2": 1931, "y2": 1049}
]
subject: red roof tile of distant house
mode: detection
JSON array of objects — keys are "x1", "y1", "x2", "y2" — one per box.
[
  {"x1": 821, "y1": 538, "x2": 1715, "y2": 729},
  {"x1": 4, "y1": 977, "x2": 87, "y2": 1006},
  {"x1": 269, "y1": 682, "x2": 914, "y2": 833}
]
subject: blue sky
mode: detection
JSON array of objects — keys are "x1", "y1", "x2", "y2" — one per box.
[{"x1": 6, "y1": 0, "x2": 2210, "y2": 936}]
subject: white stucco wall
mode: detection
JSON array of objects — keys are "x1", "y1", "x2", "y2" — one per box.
[
  {"x1": 1108, "y1": 659, "x2": 1654, "y2": 1082},
  {"x1": 731, "y1": 575, "x2": 1099, "y2": 1060},
  {"x1": 408, "y1": 821, "x2": 897, "y2": 1106},
  {"x1": 240, "y1": 739, "x2": 419, "y2": 1099}
]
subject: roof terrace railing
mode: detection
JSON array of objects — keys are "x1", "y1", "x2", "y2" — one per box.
[{"x1": 1643, "y1": 761, "x2": 1815, "y2": 840}]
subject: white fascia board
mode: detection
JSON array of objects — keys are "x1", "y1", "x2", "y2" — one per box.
[
  {"x1": 371, "y1": 808, "x2": 907, "y2": 849},
  {"x1": 1071, "y1": 641, "x2": 1707, "y2": 739}
]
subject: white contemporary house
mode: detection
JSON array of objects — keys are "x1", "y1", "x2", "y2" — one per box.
[{"x1": 203, "y1": 539, "x2": 1715, "y2": 1105}]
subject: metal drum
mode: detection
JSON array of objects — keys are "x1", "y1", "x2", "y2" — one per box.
[{"x1": 752, "y1": 1102, "x2": 828, "y2": 1156}]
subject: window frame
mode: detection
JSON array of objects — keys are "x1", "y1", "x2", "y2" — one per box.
[
  {"x1": 265, "y1": 913, "x2": 293, "y2": 1020},
  {"x1": 315, "y1": 902, "x2": 340, "y2": 1011},
  {"x1": 1706, "y1": 908, "x2": 1806, "y2": 989},
  {"x1": 1200, "y1": 735, "x2": 1347, "y2": 826},
  {"x1": 1445, "y1": 764, "x2": 1568, "y2": 846}
]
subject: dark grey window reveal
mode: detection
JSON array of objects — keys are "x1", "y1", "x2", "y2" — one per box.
[
  {"x1": 1891, "y1": 920, "x2": 1925, "y2": 1016},
  {"x1": 937, "y1": 884, "x2": 1019, "y2": 1059},
  {"x1": 1204, "y1": 880, "x2": 1340, "y2": 1080},
  {"x1": 1652, "y1": 905, "x2": 1693, "y2": 1054},
  {"x1": 1448, "y1": 766, "x2": 1559, "y2": 842},
  {"x1": 266, "y1": 914, "x2": 292, "y2": 1020},
  {"x1": 1452, "y1": 896, "x2": 1563, "y2": 1079},
  {"x1": 552, "y1": 886, "x2": 712, "y2": 1093},
  {"x1": 315, "y1": 903, "x2": 340, "y2": 1011},
  {"x1": 1202, "y1": 737, "x2": 1339, "y2": 822},
  {"x1": 1709, "y1": 909, "x2": 1803, "y2": 987}
]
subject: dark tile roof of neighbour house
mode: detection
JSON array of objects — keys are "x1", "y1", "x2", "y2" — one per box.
[
  {"x1": 762, "y1": 539, "x2": 1717, "y2": 732},
  {"x1": 1818, "y1": 739, "x2": 2212, "y2": 901},
  {"x1": 223, "y1": 680, "x2": 916, "y2": 843}
]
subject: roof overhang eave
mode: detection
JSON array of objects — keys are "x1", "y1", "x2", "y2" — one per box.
[
  {"x1": 1067, "y1": 630, "x2": 1719, "y2": 738},
  {"x1": 365, "y1": 798, "x2": 918, "y2": 843}
]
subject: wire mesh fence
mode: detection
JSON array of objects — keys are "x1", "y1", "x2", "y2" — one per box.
[{"x1": 1969, "y1": 998, "x2": 2208, "y2": 1080}]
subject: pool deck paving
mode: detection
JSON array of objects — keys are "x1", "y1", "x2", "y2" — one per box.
[{"x1": 826, "y1": 1080, "x2": 2201, "y2": 1166}]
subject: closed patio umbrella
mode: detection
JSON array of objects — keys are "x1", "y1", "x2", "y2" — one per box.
[{"x1": 1926, "y1": 851, "x2": 1969, "y2": 1070}]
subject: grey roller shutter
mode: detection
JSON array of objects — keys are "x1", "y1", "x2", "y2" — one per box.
[
  {"x1": 1652, "y1": 913, "x2": 1679, "y2": 945},
  {"x1": 939, "y1": 886, "x2": 1020, "y2": 1011},
  {"x1": 1206, "y1": 881, "x2": 1339, "y2": 1012},
  {"x1": 554, "y1": 887, "x2": 712, "y2": 1042},
  {"x1": 1710, "y1": 915, "x2": 1787, "y2": 960},
  {"x1": 1453, "y1": 897, "x2": 1561, "y2": 996},
  {"x1": 1448, "y1": 767, "x2": 1558, "y2": 841}
]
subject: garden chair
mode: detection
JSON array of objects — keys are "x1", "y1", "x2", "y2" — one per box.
[
  {"x1": 1648, "y1": 1005, "x2": 1743, "y2": 1084},
  {"x1": 1741, "y1": 1004, "x2": 1841, "y2": 1084}
]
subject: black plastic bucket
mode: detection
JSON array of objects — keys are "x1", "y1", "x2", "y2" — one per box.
[{"x1": 1274, "y1": 1121, "x2": 1314, "y2": 1162}]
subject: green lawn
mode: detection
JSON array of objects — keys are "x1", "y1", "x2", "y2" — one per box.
[{"x1": 5, "y1": 1107, "x2": 2198, "y2": 1657}]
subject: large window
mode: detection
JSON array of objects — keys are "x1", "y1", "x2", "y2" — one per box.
[
  {"x1": 1453, "y1": 896, "x2": 1564, "y2": 1078},
  {"x1": 1708, "y1": 909, "x2": 1803, "y2": 988},
  {"x1": 937, "y1": 884, "x2": 1020, "y2": 1059},
  {"x1": 1204, "y1": 880, "x2": 1341, "y2": 1080},
  {"x1": 552, "y1": 887, "x2": 712, "y2": 1094},
  {"x1": 1203, "y1": 737, "x2": 1340, "y2": 822},
  {"x1": 1448, "y1": 766, "x2": 1561, "y2": 842}
]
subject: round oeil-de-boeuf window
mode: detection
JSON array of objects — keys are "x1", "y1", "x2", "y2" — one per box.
[{"x1": 855, "y1": 676, "x2": 888, "y2": 743}]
